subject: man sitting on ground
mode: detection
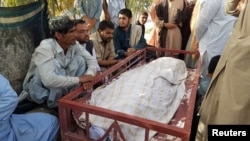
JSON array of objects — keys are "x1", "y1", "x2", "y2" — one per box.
[
  {"x1": 75, "y1": 19, "x2": 101, "y2": 72},
  {"x1": 113, "y1": 8, "x2": 147, "y2": 59},
  {"x1": 21, "y1": 16, "x2": 98, "y2": 109},
  {"x1": 90, "y1": 20, "x2": 120, "y2": 71}
]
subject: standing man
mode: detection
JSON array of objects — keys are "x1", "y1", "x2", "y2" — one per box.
[
  {"x1": 102, "y1": 0, "x2": 126, "y2": 27},
  {"x1": 90, "y1": 20, "x2": 120, "y2": 71},
  {"x1": 22, "y1": 16, "x2": 98, "y2": 108},
  {"x1": 195, "y1": 0, "x2": 236, "y2": 77},
  {"x1": 113, "y1": 8, "x2": 147, "y2": 59},
  {"x1": 195, "y1": 1, "x2": 250, "y2": 140},
  {"x1": 74, "y1": 0, "x2": 102, "y2": 33}
]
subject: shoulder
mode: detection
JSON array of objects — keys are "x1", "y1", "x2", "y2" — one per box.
[
  {"x1": 35, "y1": 39, "x2": 56, "y2": 53},
  {"x1": 131, "y1": 24, "x2": 142, "y2": 33},
  {"x1": 114, "y1": 27, "x2": 123, "y2": 36},
  {"x1": 132, "y1": 24, "x2": 142, "y2": 30},
  {"x1": 39, "y1": 38, "x2": 54, "y2": 46},
  {"x1": 86, "y1": 40, "x2": 94, "y2": 47},
  {"x1": 0, "y1": 74, "x2": 18, "y2": 100},
  {"x1": 90, "y1": 32, "x2": 101, "y2": 41},
  {"x1": 0, "y1": 74, "x2": 8, "y2": 90},
  {"x1": 114, "y1": 26, "x2": 121, "y2": 32},
  {"x1": 37, "y1": 39, "x2": 56, "y2": 48}
]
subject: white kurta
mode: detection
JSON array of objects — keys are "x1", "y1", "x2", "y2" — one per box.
[{"x1": 195, "y1": 0, "x2": 236, "y2": 76}]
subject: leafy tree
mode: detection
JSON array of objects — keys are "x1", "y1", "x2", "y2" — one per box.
[
  {"x1": 1, "y1": 0, "x2": 152, "y2": 18},
  {"x1": 0, "y1": 0, "x2": 37, "y2": 7},
  {"x1": 126, "y1": 0, "x2": 152, "y2": 14}
]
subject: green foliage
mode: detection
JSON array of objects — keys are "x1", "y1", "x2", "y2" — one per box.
[
  {"x1": 1, "y1": 0, "x2": 153, "y2": 18},
  {"x1": 1, "y1": 0, "x2": 37, "y2": 7},
  {"x1": 126, "y1": 0, "x2": 152, "y2": 14}
]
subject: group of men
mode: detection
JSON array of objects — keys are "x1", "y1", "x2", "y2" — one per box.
[
  {"x1": 23, "y1": 8, "x2": 149, "y2": 109},
  {"x1": 0, "y1": 5, "x2": 150, "y2": 141}
]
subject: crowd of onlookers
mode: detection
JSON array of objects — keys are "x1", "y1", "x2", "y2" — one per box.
[{"x1": 1, "y1": 0, "x2": 249, "y2": 141}]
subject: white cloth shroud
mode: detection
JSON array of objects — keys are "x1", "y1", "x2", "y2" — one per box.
[{"x1": 79, "y1": 57, "x2": 187, "y2": 140}]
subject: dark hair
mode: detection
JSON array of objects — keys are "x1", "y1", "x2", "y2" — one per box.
[
  {"x1": 98, "y1": 20, "x2": 114, "y2": 31},
  {"x1": 119, "y1": 8, "x2": 132, "y2": 19},
  {"x1": 208, "y1": 55, "x2": 221, "y2": 74},
  {"x1": 49, "y1": 16, "x2": 75, "y2": 36},
  {"x1": 139, "y1": 11, "x2": 148, "y2": 17},
  {"x1": 74, "y1": 19, "x2": 86, "y2": 25}
]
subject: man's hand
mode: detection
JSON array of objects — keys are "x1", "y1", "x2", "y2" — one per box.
[
  {"x1": 164, "y1": 23, "x2": 177, "y2": 29},
  {"x1": 82, "y1": 81, "x2": 93, "y2": 90},
  {"x1": 79, "y1": 75, "x2": 94, "y2": 89},
  {"x1": 82, "y1": 16, "x2": 96, "y2": 30},
  {"x1": 104, "y1": 13, "x2": 111, "y2": 21},
  {"x1": 88, "y1": 18, "x2": 97, "y2": 30},
  {"x1": 79, "y1": 74, "x2": 94, "y2": 83},
  {"x1": 126, "y1": 48, "x2": 136, "y2": 56},
  {"x1": 237, "y1": 0, "x2": 245, "y2": 11}
]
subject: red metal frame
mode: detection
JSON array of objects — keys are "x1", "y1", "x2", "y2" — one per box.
[{"x1": 58, "y1": 47, "x2": 201, "y2": 141}]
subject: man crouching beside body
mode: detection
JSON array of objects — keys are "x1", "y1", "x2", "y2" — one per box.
[{"x1": 22, "y1": 16, "x2": 98, "y2": 108}]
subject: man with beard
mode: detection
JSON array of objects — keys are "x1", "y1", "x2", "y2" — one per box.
[
  {"x1": 75, "y1": 19, "x2": 101, "y2": 71},
  {"x1": 90, "y1": 20, "x2": 120, "y2": 71},
  {"x1": 21, "y1": 16, "x2": 98, "y2": 109},
  {"x1": 113, "y1": 8, "x2": 147, "y2": 59}
]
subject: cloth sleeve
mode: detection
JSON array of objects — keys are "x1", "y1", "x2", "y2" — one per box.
[
  {"x1": 94, "y1": 0, "x2": 102, "y2": 20},
  {"x1": 195, "y1": 0, "x2": 221, "y2": 41},
  {"x1": 0, "y1": 75, "x2": 18, "y2": 120},
  {"x1": 113, "y1": 28, "x2": 126, "y2": 57},
  {"x1": 34, "y1": 47, "x2": 80, "y2": 88},
  {"x1": 74, "y1": 0, "x2": 87, "y2": 17},
  {"x1": 226, "y1": 0, "x2": 241, "y2": 16},
  {"x1": 78, "y1": 45, "x2": 98, "y2": 76},
  {"x1": 134, "y1": 27, "x2": 147, "y2": 50}
]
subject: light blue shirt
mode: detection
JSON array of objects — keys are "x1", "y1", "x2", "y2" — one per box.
[
  {"x1": 23, "y1": 39, "x2": 97, "y2": 89},
  {"x1": 0, "y1": 74, "x2": 59, "y2": 141},
  {"x1": 195, "y1": 0, "x2": 236, "y2": 75},
  {"x1": 105, "y1": 0, "x2": 126, "y2": 27},
  {"x1": 22, "y1": 39, "x2": 98, "y2": 107},
  {"x1": 74, "y1": 0, "x2": 102, "y2": 33}
]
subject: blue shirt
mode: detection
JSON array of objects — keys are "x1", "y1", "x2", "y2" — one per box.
[
  {"x1": 74, "y1": 0, "x2": 102, "y2": 33},
  {"x1": 0, "y1": 74, "x2": 59, "y2": 141}
]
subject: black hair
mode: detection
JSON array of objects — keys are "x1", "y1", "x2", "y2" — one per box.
[
  {"x1": 49, "y1": 16, "x2": 75, "y2": 37},
  {"x1": 98, "y1": 20, "x2": 114, "y2": 31},
  {"x1": 118, "y1": 8, "x2": 133, "y2": 19},
  {"x1": 208, "y1": 55, "x2": 221, "y2": 74},
  {"x1": 74, "y1": 19, "x2": 86, "y2": 25},
  {"x1": 139, "y1": 11, "x2": 148, "y2": 17}
]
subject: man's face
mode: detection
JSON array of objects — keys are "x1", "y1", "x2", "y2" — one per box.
[
  {"x1": 99, "y1": 28, "x2": 114, "y2": 43},
  {"x1": 59, "y1": 26, "x2": 77, "y2": 46},
  {"x1": 75, "y1": 23, "x2": 90, "y2": 44},
  {"x1": 139, "y1": 14, "x2": 148, "y2": 25},
  {"x1": 118, "y1": 14, "x2": 131, "y2": 28}
]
